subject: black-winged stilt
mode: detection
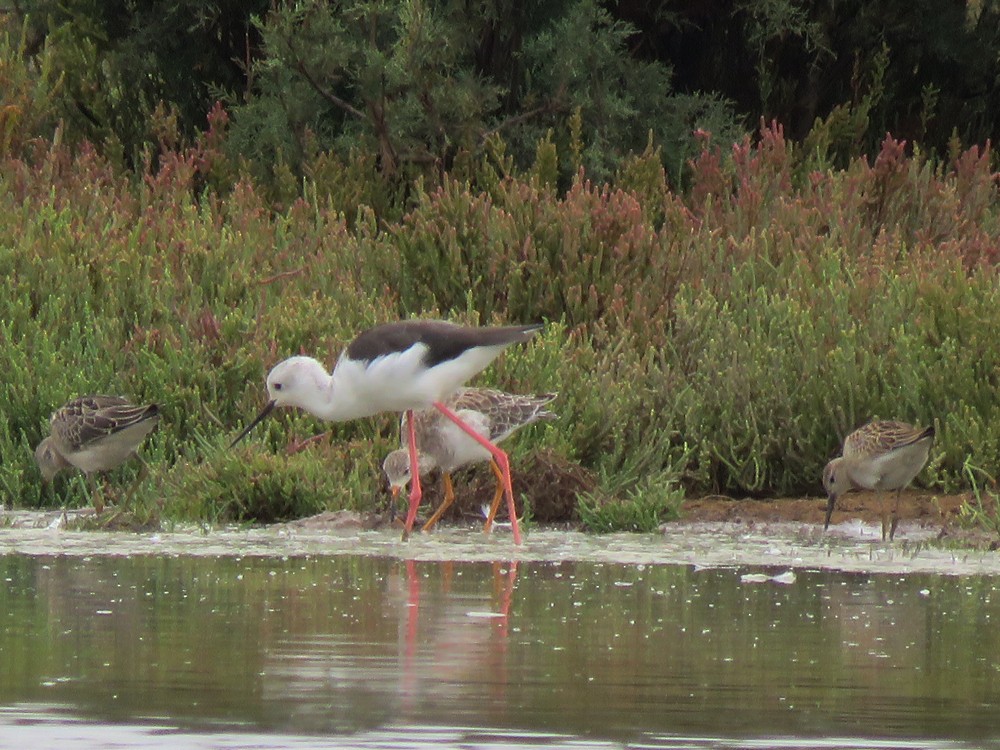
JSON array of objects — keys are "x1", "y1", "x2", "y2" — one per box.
[{"x1": 231, "y1": 319, "x2": 543, "y2": 543}]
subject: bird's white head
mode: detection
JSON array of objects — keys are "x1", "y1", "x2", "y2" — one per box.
[
  {"x1": 382, "y1": 449, "x2": 436, "y2": 495},
  {"x1": 265, "y1": 356, "x2": 332, "y2": 412},
  {"x1": 230, "y1": 356, "x2": 333, "y2": 448}
]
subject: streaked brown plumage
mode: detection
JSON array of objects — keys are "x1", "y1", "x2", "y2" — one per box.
[
  {"x1": 822, "y1": 420, "x2": 935, "y2": 540},
  {"x1": 383, "y1": 388, "x2": 556, "y2": 532},
  {"x1": 35, "y1": 395, "x2": 160, "y2": 511}
]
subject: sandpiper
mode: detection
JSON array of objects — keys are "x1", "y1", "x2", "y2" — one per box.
[
  {"x1": 822, "y1": 420, "x2": 935, "y2": 540},
  {"x1": 35, "y1": 395, "x2": 160, "y2": 512},
  {"x1": 382, "y1": 388, "x2": 556, "y2": 533},
  {"x1": 230, "y1": 319, "x2": 544, "y2": 543}
]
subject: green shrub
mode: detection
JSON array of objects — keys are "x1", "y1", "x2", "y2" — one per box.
[
  {"x1": 577, "y1": 473, "x2": 685, "y2": 533},
  {"x1": 2, "y1": 116, "x2": 1000, "y2": 530}
]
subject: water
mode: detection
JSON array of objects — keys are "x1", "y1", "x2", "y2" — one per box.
[{"x1": 0, "y1": 522, "x2": 999, "y2": 748}]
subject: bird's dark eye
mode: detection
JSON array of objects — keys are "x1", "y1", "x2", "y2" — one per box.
[{"x1": 273, "y1": 383, "x2": 283, "y2": 391}]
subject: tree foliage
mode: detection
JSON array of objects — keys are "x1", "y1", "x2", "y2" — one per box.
[
  {"x1": 4, "y1": 0, "x2": 999, "y2": 191},
  {"x1": 223, "y1": 0, "x2": 735, "y2": 187},
  {"x1": 10, "y1": 0, "x2": 267, "y2": 164}
]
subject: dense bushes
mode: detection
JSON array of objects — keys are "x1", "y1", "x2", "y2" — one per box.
[
  {"x1": 2, "y1": 11, "x2": 1000, "y2": 531},
  {"x1": 1, "y1": 103, "x2": 999, "y2": 530}
]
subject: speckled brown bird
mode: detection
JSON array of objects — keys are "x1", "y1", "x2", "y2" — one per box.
[
  {"x1": 35, "y1": 395, "x2": 160, "y2": 511},
  {"x1": 382, "y1": 388, "x2": 556, "y2": 533},
  {"x1": 822, "y1": 420, "x2": 935, "y2": 541}
]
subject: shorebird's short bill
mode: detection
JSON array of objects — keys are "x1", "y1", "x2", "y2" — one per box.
[{"x1": 230, "y1": 400, "x2": 276, "y2": 448}]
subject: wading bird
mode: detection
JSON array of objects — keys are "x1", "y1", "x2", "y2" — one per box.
[
  {"x1": 35, "y1": 395, "x2": 160, "y2": 512},
  {"x1": 382, "y1": 388, "x2": 556, "y2": 533},
  {"x1": 823, "y1": 420, "x2": 935, "y2": 540},
  {"x1": 231, "y1": 319, "x2": 543, "y2": 543}
]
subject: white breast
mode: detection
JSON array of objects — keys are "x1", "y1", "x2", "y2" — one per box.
[
  {"x1": 433, "y1": 411, "x2": 493, "y2": 472},
  {"x1": 333, "y1": 343, "x2": 506, "y2": 417}
]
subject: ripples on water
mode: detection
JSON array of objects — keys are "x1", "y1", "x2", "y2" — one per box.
[
  {"x1": 0, "y1": 523, "x2": 999, "y2": 749},
  {"x1": 0, "y1": 712, "x2": 992, "y2": 750}
]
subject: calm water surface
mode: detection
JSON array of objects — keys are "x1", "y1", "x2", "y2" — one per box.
[{"x1": 0, "y1": 525, "x2": 998, "y2": 749}]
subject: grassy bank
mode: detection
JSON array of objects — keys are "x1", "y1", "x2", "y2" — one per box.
[{"x1": 1, "y1": 116, "x2": 999, "y2": 532}]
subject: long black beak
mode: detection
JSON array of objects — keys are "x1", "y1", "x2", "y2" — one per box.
[
  {"x1": 230, "y1": 400, "x2": 276, "y2": 448},
  {"x1": 823, "y1": 493, "x2": 836, "y2": 530}
]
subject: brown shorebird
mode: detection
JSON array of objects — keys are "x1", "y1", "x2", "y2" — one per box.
[
  {"x1": 35, "y1": 395, "x2": 160, "y2": 512},
  {"x1": 230, "y1": 319, "x2": 544, "y2": 543},
  {"x1": 382, "y1": 388, "x2": 556, "y2": 533},
  {"x1": 822, "y1": 420, "x2": 935, "y2": 540}
]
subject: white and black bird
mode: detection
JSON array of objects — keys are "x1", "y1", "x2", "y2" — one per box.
[
  {"x1": 823, "y1": 420, "x2": 935, "y2": 540},
  {"x1": 35, "y1": 395, "x2": 160, "y2": 511},
  {"x1": 231, "y1": 319, "x2": 544, "y2": 543},
  {"x1": 382, "y1": 388, "x2": 556, "y2": 533}
]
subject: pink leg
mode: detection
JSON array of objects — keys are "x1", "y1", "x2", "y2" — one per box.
[
  {"x1": 402, "y1": 410, "x2": 423, "y2": 538},
  {"x1": 433, "y1": 401, "x2": 522, "y2": 544}
]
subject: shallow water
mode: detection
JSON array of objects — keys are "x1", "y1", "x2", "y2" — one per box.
[
  {"x1": 2, "y1": 514, "x2": 999, "y2": 574},
  {"x1": 1, "y1": 520, "x2": 999, "y2": 749}
]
